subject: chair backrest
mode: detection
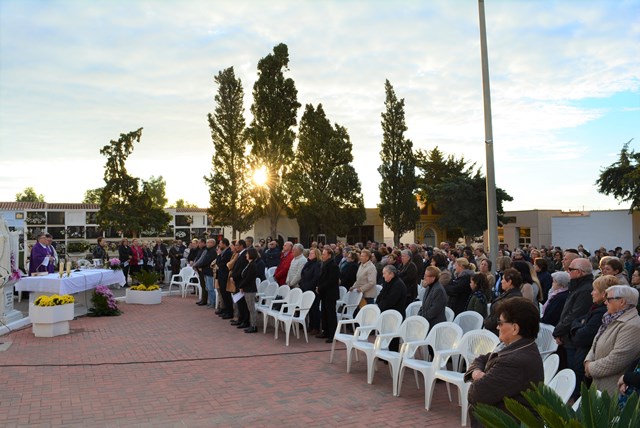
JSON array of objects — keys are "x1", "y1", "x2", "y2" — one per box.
[
  {"x1": 255, "y1": 278, "x2": 261, "y2": 287},
  {"x1": 543, "y1": 353, "x2": 560, "y2": 384},
  {"x1": 354, "y1": 304, "x2": 382, "y2": 340},
  {"x1": 338, "y1": 287, "x2": 347, "y2": 302},
  {"x1": 374, "y1": 284, "x2": 383, "y2": 299},
  {"x1": 297, "y1": 291, "x2": 317, "y2": 318},
  {"x1": 340, "y1": 290, "x2": 362, "y2": 318},
  {"x1": 286, "y1": 287, "x2": 303, "y2": 306},
  {"x1": 77, "y1": 259, "x2": 90, "y2": 268},
  {"x1": 425, "y1": 321, "x2": 464, "y2": 356},
  {"x1": 417, "y1": 285, "x2": 426, "y2": 302},
  {"x1": 275, "y1": 284, "x2": 290, "y2": 300},
  {"x1": 181, "y1": 266, "x2": 194, "y2": 280},
  {"x1": 444, "y1": 307, "x2": 455, "y2": 322},
  {"x1": 256, "y1": 281, "x2": 267, "y2": 296},
  {"x1": 457, "y1": 330, "x2": 500, "y2": 371},
  {"x1": 375, "y1": 310, "x2": 404, "y2": 349},
  {"x1": 267, "y1": 266, "x2": 276, "y2": 279},
  {"x1": 536, "y1": 323, "x2": 558, "y2": 355},
  {"x1": 453, "y1": 311, "x2": 484, "y2": 334},
  {"x1": 548, "y1": 369, "x2": 576, "y2": 404},
  {"x1": 385, "y1": 316, "x2": 430, "y2": 353},
  {"x1": 405, "y1": 301, "x2": 422, "y2": 318}
]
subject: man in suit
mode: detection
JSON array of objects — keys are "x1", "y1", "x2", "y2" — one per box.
[
  {"x1": 193, "y1": 238, "x2": 217, "y2": 306},
  {"x1": 231, "y1": 240, "x2": 250, "y2": 328},
  {"x1": 216, "y1": 238, "x2": 233, "y2": 318},
  {"x1": 316, "y1": 248, "x2": 340, "y2": 342}
]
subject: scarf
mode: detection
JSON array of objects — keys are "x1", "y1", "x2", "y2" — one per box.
[
  {"x1": 466, "y1": 289, "x2": 487, "y2": 309},
  {"x1": 541, "y1": 287, "x2": 568, "y2": 315},
  {"x1": 593, "y1": 308, "x2": 628, "y2": 352}
]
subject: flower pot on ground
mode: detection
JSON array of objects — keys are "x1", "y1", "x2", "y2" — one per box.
[
  {"x1": 29, "y1": 294, "x2": 75, "y2": 337},
  {"x1": 126, "y1": 270, "x2": 162, "y2": 304}
]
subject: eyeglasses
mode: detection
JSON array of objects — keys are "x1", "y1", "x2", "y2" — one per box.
[
  {"x1": 606, "y1": 297, "x2": 622, "y2": 302},
  {"x1": 497, "y1": 320, "x2": 514, "y2": 327},
  {"x1": 568, "y1": 267, "x2": 581, "y2": 272}
]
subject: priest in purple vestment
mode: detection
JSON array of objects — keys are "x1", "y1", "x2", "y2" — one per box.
[{"x1": 29, "y1": 233, "x2": 55, "y2": 275}]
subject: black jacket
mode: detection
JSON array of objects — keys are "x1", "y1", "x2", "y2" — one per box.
[
  {"x1": 231, "y1": 249, "x2": 249, "y2": 285},
  {"x1": 446, "y1": 269, "x2": 473, "y2": 316},
  {"x1": 540, "y1": 290, "x2": 569, "y2": 326},
  {"x1": 484, "y1": 288, "x2": 523, "y2": 333},
  {"x1": 340, "y1": 261, "x2": 359, "y2": 289},
  {"x1": 193, "y1": 246, "x2": 217, "y2": 276},
  {"x1": 300, "y1": 259, "x2": 322, "y2": 292},
  {"x1": 238, "y1": 261, "x2": 258, "y2": 293},
  {"x1": 118, "y1": 244, "x2": 133, "y2": 264},
  {"x1": 263, "y1": 247, "x2": 281, "y2": 268},
  {"x1": 571, "y1": 302, "x2": 607, "y2": 354},
  {"x1": 376, "y1": 276, "x2": 407, "y2": 316},
  {"x1": 399, "y1": 261, "x2": 419, "y2": 304},
  {"x1": 215, "y1": 247, "x2": 232, "y2": 287},
  {"x1": 317, "y1": 260, "x2": 340, "y2": 300},
  {"x1": 553, "y1": 274, "x2": 594, "y2": 347}
]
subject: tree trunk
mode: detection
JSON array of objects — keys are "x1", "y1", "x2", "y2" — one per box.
[{"x1": 393, "y1": 229, "x2": 401, "y2": 247}]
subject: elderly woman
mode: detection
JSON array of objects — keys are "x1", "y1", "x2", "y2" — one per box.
[
  {"x1": 350, "y1": 249, "x2": 378, "y2": 304},
  {"x1": 399, "y1": 249, "x2": 419, "y2": 306},
  {"x1": 376, "y1": 265, "x2": 407, "y2": 352},
  {"x1": 445, "y1": 257, "x2": 474, "y2": 316},
  {"x1": 301, "y1": 248, "x2": 323, "y2": 335},
  {"x1": 418, "y1": 266, "x2": 447, "y2": 328},
  {"x1": 540, "y1": 271, "x2": 570, "y2": 326},
  {"x1": 584, "y1": 285, "x2": 640, "y2": 396},
  {"x1": 465, "y1": 297, "x2": 544, "y2": 428},
  {"x1": 484, "y1": 268, "x2": 523, "y2": 334},
  {"x1": 570, "y1": 275, "x2": 619, "y2": 398}
]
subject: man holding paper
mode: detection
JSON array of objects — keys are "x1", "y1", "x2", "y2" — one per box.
[{"x1": 29, "y1": 233, "x2": 55, "y2": 275}]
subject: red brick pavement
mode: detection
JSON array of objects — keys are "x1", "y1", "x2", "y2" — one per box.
[{"x1": 0, "y1": 295, "x2": 465, "y2": 427}]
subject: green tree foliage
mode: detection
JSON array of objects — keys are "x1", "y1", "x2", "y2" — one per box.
[
  {"x1": 596, "y1": 139, "x2": 640, "y2": 212},
  {"x1": 170, "y1": 199, "x2": 199, "y2": 209},
  {"x1": 205, "y1": 66, "x2": 256, "y2": 238},
  {"x1": 415, "y1": 146, "x2": 512, "y2": 240},
  {"x1": 15, "y1": 187, "x2": 45, "y2": 202},
  {"x1": 96, "y1": 128, "x2": 171, "y2": 237},
  {"x1": 83, "y1": 187, "x2": 103, "y2": 204},
  {"x1": 246, "y1": 43, "x2": 301, "y2": 239},
  {"x1": 288, "y1": 103, "x2": 366, "y2": 238},
  {"x1": 378, "y1": 80, "x2": 420, "y2": 246}
]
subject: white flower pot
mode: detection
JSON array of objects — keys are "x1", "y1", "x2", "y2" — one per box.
[
  {"x1": 29, "y1": 303, "x2": 75, "y2": 337},
  {"x1": 125, "y1": 288, "x2": 162, "y2": 305}
]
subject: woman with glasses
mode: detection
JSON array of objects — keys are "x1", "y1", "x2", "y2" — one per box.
[
  {"x1": 584, "y1": 285, "x2": 640, "y2": 396},
  {"x1": 465, "y1": 297, "x2": 544, "y2": 428}
]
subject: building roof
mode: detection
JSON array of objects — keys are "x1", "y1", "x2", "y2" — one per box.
[{"x1": 0, "y1": 202, "x2": 100, "y2": 210}]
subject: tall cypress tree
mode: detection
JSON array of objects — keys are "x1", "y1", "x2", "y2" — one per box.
[
  {"x1": 246, "y1": 43, "x2": 301, "y2": 240},
  {"x1": 205, "y1": 66, "x2": 256, "y2": 238},
  {"x1": 378, "y1": 80, "x2": 419, "y2": 246},
  {"x1": 288, "y1": 103, "x2": 365, "y2": 240}
]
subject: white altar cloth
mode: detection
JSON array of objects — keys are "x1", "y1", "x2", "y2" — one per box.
[{"x1": 15, "y1": 269, "x2": 126, "y2": 295}]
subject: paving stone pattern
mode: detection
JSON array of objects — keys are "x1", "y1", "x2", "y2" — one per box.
[{"x1": 1, "y1": 295, "x2": 464, "y2": 427}]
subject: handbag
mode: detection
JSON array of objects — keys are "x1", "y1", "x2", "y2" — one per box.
[{"x1": 226, "y1": 276, "x2": 236, "y2": 293}]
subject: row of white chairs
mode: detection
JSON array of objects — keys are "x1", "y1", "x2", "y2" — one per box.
[{"x1": 168, "y1": 266, "x2": 202, "y2": 299}]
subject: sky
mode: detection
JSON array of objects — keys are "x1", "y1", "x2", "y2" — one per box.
[{"x1": 0, "y1": 0, "x2": 638, "y2": 213}]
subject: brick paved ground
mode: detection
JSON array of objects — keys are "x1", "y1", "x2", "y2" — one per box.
[{"x1": 1, "y1": 293, "x2": 465, "y2": 427}]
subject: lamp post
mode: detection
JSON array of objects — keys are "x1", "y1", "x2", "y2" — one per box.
[{"x1": 478, "y1": 0, "x2": 499, "y2": 268}]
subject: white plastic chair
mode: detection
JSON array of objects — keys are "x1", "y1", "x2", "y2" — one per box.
[
  {"x1": 256, "y1": 280, "x2": 276, "y2": 307},
  {"x1": 76, "y1": 259, "x2": 91, "y2": 268},
  {"x1": 182, "y1": 270, "x2": 202, "y2": 300},
  {"x1": 257, "y1": 284, "x2": 289, "y2": 332},
  {"x1": 453, "y1": 311, "x2": 484, "y2": 334},
  {"x1": 397, "y1": 322, "x2": 464, "y2": 409},
  {"x1": 417, "y1": 285, "x2": 426, "y2": 302},
  {"x1": 572, "y1": 389, "x2": 601, "y2": 411},
  {"x1": 335, "y1": 287, "x2": 348, "y2": 309},
  {"x1": 547, "y1": 369, "x2": 576, "y2": 404},
  {"x1": 373, "y1": 284, "x2": 383, "y2": 299},
  {"x1": 330, "y1": 304, "x2": 381, "y2": 365},
  {"x1": 537, "y1": 323, "x2": 558, "y2": 360},
  {"x1": 263, "y1": 286, "x2": 298, "y2": 334},
  {"x1": 405, "y1": 301, "x2": 422, "y2": 318},
  {"x1": 266, "y1": 266, "x2": 276, "y2": 280},
  {"x1": 434, "y1": 330, "x2": 500, "y2": 426},
  {"x1": 275, "y1": 290, "x2": 316, "y2": 346},
  {"x1": 445, "y1": 307, "x2": 455, "y2": 322},
  {"x1": 168, "y1": 266, "x2": 194, "y2": 296},
  {"x1": 543, "y1": 353, "x2": 560, "y2": 385},
  {"x1": 349, "y1": 310, "x2": 403, "y2": 376},
  {"x1": 337, "y1": 290, "x2": 362, "y2": 321},
  {"x1": 370, "y1": 316, "x2": 430, "y2": 396}
]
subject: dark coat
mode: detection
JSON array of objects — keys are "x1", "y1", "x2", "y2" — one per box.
[
  {"x1": 340, "y1": 261, "x2": 359, "y2": 289},
  {"x1": 484, "y1": 288, "x2": 523, "y2": 333},
  {"x1": 263, "y1": 247, "x2": 281, "y2": 268},
  {"x1": 376, "y1": 276, "x2": 407, "y2": 316},
  {"x1": 445, "y1": 269, "x2": 473, "y2": 316},
  {"x1": 412, "y1": 252, "x2": 425, "y2": 279},
  {"x1": 540, "y1": 289, "x2": 569, "y2": 326},
  {"x1": 537, "y1": 270, "x2": 553, "y2": 302},
  {"x1": 317, "y1": 260, "x2": 340, "y2": 300},
  {"x1": 399, "y1": 261, "x2": 419, "y2": 304},
  {"x1": 231, "y1": 249, "x2": 249, "y2": 285},
  {"x1": 193, "y1": 246, "x2": 217, "y2": 276},
  {"x1": 254, "y1": 258, "x2": 266, "y2": 282},
  {"x1": 215, "y1": 247, "x2": 232, "y2": 288},
  {"x1": 418, "y1": 282, "x2": 447, "y2": 328},
  {"x1": 300, "y1": 259, "x2": 322, "y2": 292},
  {"x1": 118, "y1": 244, "x2": 133, "y2": 264},
  {"x1": 571, "y1": 302, "x2": 607, "y2": 365},
  {"x1": 553, "y1": 274, "x2": 594, "y2": 347},
  {"x1": 237, "y1": 260, "x2": 258, "y2": 293},
  {"x1": 465, "y1": 338, "x2": 544, "y2": 428}
]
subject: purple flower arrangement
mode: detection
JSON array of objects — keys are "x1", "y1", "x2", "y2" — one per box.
[
  {"x1": 88, "y1": 285, "x2": 121, "y2": 316},
  {"x1": 109, "y1": 258, "x2": 122, "y2": 270}
]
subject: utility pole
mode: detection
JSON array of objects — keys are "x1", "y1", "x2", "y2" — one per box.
[{"x1": 478, "y1": 0, "x2": 499, "y2": 268}]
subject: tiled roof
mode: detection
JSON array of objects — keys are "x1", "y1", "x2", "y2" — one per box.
[
  {"x1": 174, "y1": 208, "x2": 208, "y2": 213},
  {"x1": 0, "y1": 202, "x2": 100, "y2": 210}
]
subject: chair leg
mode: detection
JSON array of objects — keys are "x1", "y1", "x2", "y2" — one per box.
[
  {"x1": 366, "y1": 354, "x2": 376, "y2": 384},
  {"x1": 391, "y1": 360, "x2": 400, "y2": 396},
  {"x1": 329, "y1": 339, "x2": 337, "y2": 363},
  {"x1": 302, "y1": 323, "x2": 308, "y2": 343},
  {"x1": 461, "y1": 386, "x2": 469, "y2": 426},
  {"x1": 424, "y1": 374, "x2": 437, "y2": 410},
  {"x1": 347, "y1": 347, "x2": 355, "y2": 373},
  {"x1": 285, "y1": 321, "x2": 291, "y2": 346}
]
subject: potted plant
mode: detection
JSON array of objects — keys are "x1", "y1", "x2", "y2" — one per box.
[
  {"x1": 88, "y1": 285, "x2": 121, "y2": 316},
  {"x1": 126, "y1": 270, "x2": 162, "y2": 304},
  {"x1": 29, "y1": 294, "x2": 75, "y2": 337}
]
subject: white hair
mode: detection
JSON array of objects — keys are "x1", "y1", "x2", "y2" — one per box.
[{"x1": 607, "y1": 285, "x2": 639, "y2": 306}]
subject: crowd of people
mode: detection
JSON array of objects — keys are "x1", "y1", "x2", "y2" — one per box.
[{"x1": 90, "y1": 235, "x2": 640, "y2": 422}]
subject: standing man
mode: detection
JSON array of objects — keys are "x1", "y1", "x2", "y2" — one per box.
[
  {"x1": 118, "y1": 238, "x2": 133, "y2": 285},
  {"x1": 29, "y1": 233, "x2": 55, "y2": 275},
  {"x1": 316, "y1": 248, "x2": 340, "y2": 342},
  {"x1": 193, "y1": 238, "x2": 217, "y2": 308},
  {"x1": 191, "y1": 238, "x2": 208, "y2": 305},
  {"x1": 263, "y1": 239, "x2": 281, "y2": 268},
  {"x1": 286, "y1": 243, "x2": 307, "y2": 288},
  {"x1": 216, "y1": 238, "x2": 233, "y2": 319},
  {"x1": 274, "y1": 241, "x2": 294, "y2": 285},
  {"x1": 168, "y1": 240, "x2": 183, "y2": 276},
  {"x1": 553, "y1": 258, "x2": 594, "y2": 381}
]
